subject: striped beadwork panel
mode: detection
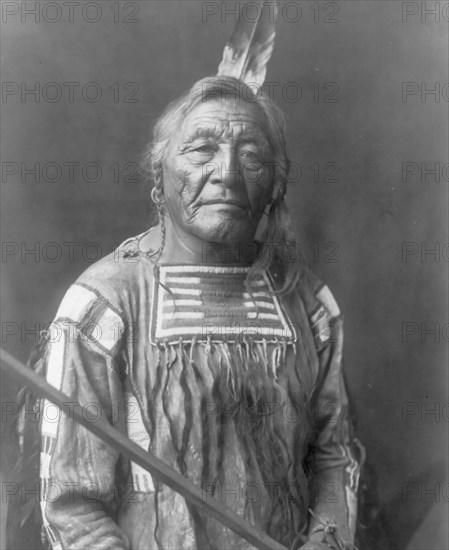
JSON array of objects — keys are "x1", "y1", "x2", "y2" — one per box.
[{"x1": 150, "y1": 265, "x2": 296, "y2": 344}]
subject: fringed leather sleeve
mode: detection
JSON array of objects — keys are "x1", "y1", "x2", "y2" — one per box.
[
  {"x1": 39, "y1": 283, "x2": 130, "y2": 550},
  {"x1": 303, "y1": 283, "x2": 360, "y2": 550}
]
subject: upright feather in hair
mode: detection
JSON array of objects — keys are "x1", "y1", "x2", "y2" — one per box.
[{"x1": 217, "y1": 0, "x2": 279, "y2": 87}]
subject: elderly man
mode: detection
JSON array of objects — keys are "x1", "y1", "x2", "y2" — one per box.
[{"x1": 38, "y1": 76, "x2": 359, "y2": 550}]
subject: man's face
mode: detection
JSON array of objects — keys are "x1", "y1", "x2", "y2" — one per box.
[{"x1": 162, "y1": 98, "x2": 275, "y2": 244}]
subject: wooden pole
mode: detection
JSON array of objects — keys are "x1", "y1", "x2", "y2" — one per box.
[{"x1": 0, "y1": 348, "x2": 289, "y2": 550}]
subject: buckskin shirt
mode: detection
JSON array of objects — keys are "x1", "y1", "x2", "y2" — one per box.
[{"x1": 38, "y1": 235, "x2": 359, "y2": 550}]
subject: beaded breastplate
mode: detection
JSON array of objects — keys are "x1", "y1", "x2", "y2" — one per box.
[{"x1": 149, "y1": 265, "x2": 297, "y2": 345}]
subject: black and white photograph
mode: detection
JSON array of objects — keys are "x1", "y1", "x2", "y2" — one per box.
[{"x1": 1, "y1": 1, "x2": 448, "y2": 549}]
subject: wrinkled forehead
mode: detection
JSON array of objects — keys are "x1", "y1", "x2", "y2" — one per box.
[{"x1": 180, "y1": 99, "x2": 270, "y2": 142}]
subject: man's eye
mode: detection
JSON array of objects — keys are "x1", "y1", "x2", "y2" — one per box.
[
  {"x1": 239, "y1": 147, "x2": 263, "y2": 169},
  {"x1": 240, "y1": 151, "x2": 258, "y2": 160},
  {"x1": 186, "y1": 144, "x2": 216, "y2": 163},
  {"x1": 193, "y1": 144, "x2": 215, "y2": 153},
  {"x1": 239, "y1": 145, "x2": 261, "y2": 158}
]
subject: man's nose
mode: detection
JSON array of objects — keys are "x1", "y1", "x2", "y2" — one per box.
[{"x1": 207, "y1": 146, "x2": 240, "y2": 187}]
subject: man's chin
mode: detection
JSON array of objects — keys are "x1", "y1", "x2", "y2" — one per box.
[{"x1": 193, "y1": 220, "x2": 255, "y2": 245}]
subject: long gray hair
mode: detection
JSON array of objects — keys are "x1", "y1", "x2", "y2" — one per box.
[{"x1": 141, "y1": 75, "x2": 303, "y2": 295}]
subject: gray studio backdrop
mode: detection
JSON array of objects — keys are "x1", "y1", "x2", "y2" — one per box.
[{"x1": 1, "y1": 1, "x2": 448, "y2": 549}]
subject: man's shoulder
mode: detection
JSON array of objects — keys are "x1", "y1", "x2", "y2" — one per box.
[
  {"x1": 80, "y1": 248, "x2": 151, "y2": 294},
  {"x1": 294, "y1": 268, "x2": 343, "y2": 348},
  {"x1": 56, "y1": 234, "x2": 155, "y2": 319},
  {"x1": 271, "y1": 265, "x2": 342, "y2": 350},
  {"x1": 300, "y1": 268, "x2": 341, "y2": 319},
  {"x1": 49, "y1": 235, "x2": 156, "y2": 354}
]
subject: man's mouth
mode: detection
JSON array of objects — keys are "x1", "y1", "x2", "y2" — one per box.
[{"x1": 201, "y1": 199, "x2": 248, "y2": 210}]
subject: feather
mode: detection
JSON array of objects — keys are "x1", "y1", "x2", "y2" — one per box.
[{"x1": 217, "y1": 0, "x2": 279, "y2": 87}]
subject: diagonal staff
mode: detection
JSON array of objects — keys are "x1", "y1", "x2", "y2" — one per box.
[{"x1": 0, "y1": 348, "x2": 288, "y2": 550}]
